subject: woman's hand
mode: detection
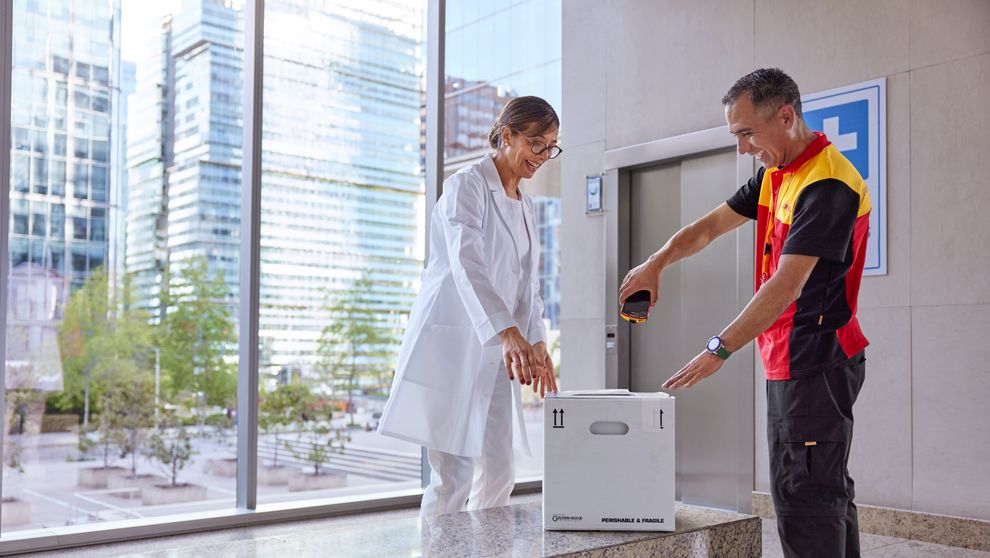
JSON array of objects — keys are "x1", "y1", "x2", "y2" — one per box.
[
  {"x1": 531, "y1": 341, "x2": 558, "y2": 398},
  {"x1": 498, "y1": 327, "x2": 539, "y2": 385}
]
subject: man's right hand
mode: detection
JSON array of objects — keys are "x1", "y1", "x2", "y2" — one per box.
[
  {"x1": 619, "y1": 256, "x2": 663, "y2": 308},
  {"x1": 499, "y1": 327, "x2": 540, "y2": 386}
]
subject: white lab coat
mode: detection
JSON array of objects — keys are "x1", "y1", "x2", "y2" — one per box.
[{"x1": 377, "y1": 154, "x2": 548, "y2": 457}]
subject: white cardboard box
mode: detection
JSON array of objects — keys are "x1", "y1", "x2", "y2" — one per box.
[{"x1": 543, "y1": 389, "x2": 675, "y2": 531}]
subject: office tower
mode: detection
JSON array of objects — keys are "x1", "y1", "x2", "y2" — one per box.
[
  {"x1": 8, "y1": 0, "x2": 120, "y2": 392},
  {"x1": 125, "y1": 0, "x2": 425, "y2": 378}
]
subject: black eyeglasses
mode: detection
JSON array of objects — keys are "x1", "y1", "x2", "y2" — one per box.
[{"x1": 512, "y1": 130, "x2": 563, "y2": 159}]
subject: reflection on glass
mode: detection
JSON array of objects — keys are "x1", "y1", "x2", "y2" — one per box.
[
  {"x1": 444, "y1": 0, "x2": 563, "y2": 483},
  {"x1": 4, "y1": 0, "x2": 245, "y2": 532},
  {"x1": 256, "y1": 0, "x2": 427, "y2": 504}
]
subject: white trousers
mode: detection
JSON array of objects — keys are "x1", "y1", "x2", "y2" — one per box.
[{"x1": 420, "y1": 366, "x2": 514, "y2": 520}]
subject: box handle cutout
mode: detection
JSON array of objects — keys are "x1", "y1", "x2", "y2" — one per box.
[{"x1": 589, "y1": 421, "x2": 629, "y2": 435}]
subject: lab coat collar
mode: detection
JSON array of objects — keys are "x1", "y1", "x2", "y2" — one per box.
[
  {"x1": 480, "y1": 155, "x2": 539, "y2": 280},
  {"x1": 480, "y1": 154, "x2": 522, "y2": 264}
]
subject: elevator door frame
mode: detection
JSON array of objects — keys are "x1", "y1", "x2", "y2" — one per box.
[{"x1": 602, "y1": 126, "x2": 756, "y2": 513}]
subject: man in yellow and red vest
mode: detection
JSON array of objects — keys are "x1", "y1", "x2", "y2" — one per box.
[{"x1": 621, "y1": 68, "x2": 870, "y2": 558}]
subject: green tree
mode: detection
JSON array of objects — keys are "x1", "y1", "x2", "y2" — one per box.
[
  {"x1": 286, "y1": 420, "x2": 349, "y2": 476},
  {"x1": 57, "y1": 269, "x2": 154, "y2": 424},
  {"x1": 146, "y1": 412, "x2": 196, "y2": 486},
  {"x1": 317, "y1": 275, "x2": 400, "y2": 423},
  {"x1": 102, "y1": 376, "x2": 155, "y2": 476},
  {"x1": 157, "y1": 257, "x2": 236, "y2": 413},
  {"x1": 259, "y1": 382, "x2": 313, "y2": 467}
]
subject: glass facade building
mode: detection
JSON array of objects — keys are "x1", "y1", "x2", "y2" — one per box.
[
  {"x1": 7, "y1": 0, "x2": 118, "y2": 399},
  {"x1": 125, "y1": 0, "x2": 243, "y2": 321}
]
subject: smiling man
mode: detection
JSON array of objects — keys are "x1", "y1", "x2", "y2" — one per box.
[{"x1": 619, "y1": 68, "x2": 871, "y2": 558}]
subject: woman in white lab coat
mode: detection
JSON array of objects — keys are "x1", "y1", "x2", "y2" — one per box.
[{"x1": 378, "y1": 96, "x2": 561, "y2": 519}]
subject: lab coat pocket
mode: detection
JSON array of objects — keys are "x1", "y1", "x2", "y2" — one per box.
[{"x1": 400, "y1": 324, "x2": 478, "y2": 392}]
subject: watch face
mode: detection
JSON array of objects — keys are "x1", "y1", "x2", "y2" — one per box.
[{"x1": 707, "y1": 336, "x2": 721, "y2": 352}]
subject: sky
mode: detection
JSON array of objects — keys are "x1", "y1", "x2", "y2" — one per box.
[{"x1": 119, "y1": 0, "x2": 183, "y2": 59}]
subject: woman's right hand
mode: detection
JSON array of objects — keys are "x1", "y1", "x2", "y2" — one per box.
[{"x1": 498, "y1": 327, "x2": 539, "y2": 385}]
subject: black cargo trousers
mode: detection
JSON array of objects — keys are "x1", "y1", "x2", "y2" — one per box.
[{"x1": 767, "y1": 351, "x2": 866, "y2": 558}]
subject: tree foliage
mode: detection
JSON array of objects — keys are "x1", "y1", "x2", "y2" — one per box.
[
  {"x1": 317, "y1": 275, "x2": 400, "y2": 417},
  {"x1": 157, "y1": 257, "x2": 236, "y2": 410}
]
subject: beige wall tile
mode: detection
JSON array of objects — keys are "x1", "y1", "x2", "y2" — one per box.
[
  {"x1": 911, "y1": 0, "x2": 990, "y2": 69},
  {"x1": 849, "y1": 306, "x2": 914, "y2": 510},
  {"x1": 860, "y1": 71, "x2": 911, "y2": 309},
  {"x1": 912, "y1": 304, "x2": 990, "y2": 520},
  {"x1": 604, "y1": 0, "x2": 754, "y2": 148},
  {"x1": 755, "y1": 0, "x2": 910, "y2": 93},
  {"x1": 910, "y1": 53, "x2": 990, "y2": 306}
]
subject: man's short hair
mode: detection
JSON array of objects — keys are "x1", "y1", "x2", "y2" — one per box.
[{"x1": 722, "y1": 68, "x2": 803, "y2": 119}]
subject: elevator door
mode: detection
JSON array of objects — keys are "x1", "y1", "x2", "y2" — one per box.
[{"x1": 628, "y1": 148, "x2": 752, "y2": 510}]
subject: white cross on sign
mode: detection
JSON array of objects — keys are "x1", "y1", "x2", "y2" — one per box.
[{"x1": 822, "y1": 116, "x2": 858, "y2": 152}]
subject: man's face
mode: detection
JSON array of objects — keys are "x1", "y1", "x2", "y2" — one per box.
[{"x1": 725, "y1": 95, "x2": 792, "y2": 169}]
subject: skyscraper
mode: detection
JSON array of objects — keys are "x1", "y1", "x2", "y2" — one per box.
[
  {"x1": 125, "y1": 0, "x2": 425, "y2": 379},
  {"x1": 8, "y1": 0, "x2": 120, "y2": 391}
]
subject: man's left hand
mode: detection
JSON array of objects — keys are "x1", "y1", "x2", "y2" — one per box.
[{"x1": 662, "y1": 351, "x2": 725, "y2": 390}]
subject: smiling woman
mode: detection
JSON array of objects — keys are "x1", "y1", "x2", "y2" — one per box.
[{"x1": 378, "y1": 94, "x2": 560, "y2": 520}]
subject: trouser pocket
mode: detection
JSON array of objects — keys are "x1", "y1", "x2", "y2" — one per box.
[{"x1": 770, "y1": 415, "x2": 852, "y2": 517}]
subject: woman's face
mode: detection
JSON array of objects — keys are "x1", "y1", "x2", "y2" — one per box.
[{"x1": 500, "y1": 124, "x2": 560, "y2": 180}]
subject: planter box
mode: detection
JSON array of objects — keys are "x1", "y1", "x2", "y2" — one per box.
[
  {"x1": 204, "y1": 457, "x2": 238, "y2": 477},
  {"x1": 287, "y1": 471, "x2": 347, "y2": 492},
  {"x1": 1, "y1": 497, "x2": 31, "y2": 526},
  {"x1": 141, "y1": 483, "x2": 208, "y2": 506},
  {"x1": 107, "y1": 473, "x2": 166, "y2": 496},
  {"x1": 77, "y1": 466, "x2": 129, "y2": 489},
  {"x1": 259, "y1": 464, "x2": 299, "y2": 486}
]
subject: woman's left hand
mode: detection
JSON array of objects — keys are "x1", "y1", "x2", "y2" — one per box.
[{"x1": 531, "y1": 342, "x2": 558, "y2": 398}]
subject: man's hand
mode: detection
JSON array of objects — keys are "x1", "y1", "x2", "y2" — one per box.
[
  {"x1": 619, "y1": 257, "x2": 663, "y2": 307},
  {"x1": 531, "y1": 341, "x2": 558, "y2": 398},
  {"x1": 662, "y1": 351, "x2": 725, "y2": 390}
]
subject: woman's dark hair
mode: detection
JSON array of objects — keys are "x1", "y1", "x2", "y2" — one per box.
[
  {"x1": 488, "y1": 95, "x2": 559, "y2": 149},
  {"x1": 722, "y1": 67, "x2": 803, "y2": 119}
]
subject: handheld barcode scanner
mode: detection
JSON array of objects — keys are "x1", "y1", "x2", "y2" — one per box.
[{"x1": 619, "y1": 290, "x2": 651, "y2": 324}]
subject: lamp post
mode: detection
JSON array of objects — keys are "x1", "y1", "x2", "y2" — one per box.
[{"x1": 154, "y1": 346, "x2": 161, "y2": 423}]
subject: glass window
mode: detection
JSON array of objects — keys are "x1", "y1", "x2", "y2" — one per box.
[
  {"x1": 73, "y1": 162, "x2": 89, "y2": 198},
  {"x1": 93, "y1": 64, "x2": 109, "y2": 84},
  {"x1": 92, "y1": 92, "x2": 109, "y2": 113},
  {"x1": 91, "y1": 139, "x2": 108, "y2": 162},
  {"x1": 31, "y1": 156, "x2": 47, "y2": 194},
  {"x1": 90, "y1": 215, "x2": 105, "y2": 241},
  {"x1": 73, "y1": 136, "x2": 89, "y2": 159},
  {"x1": 30, "y1": 129, "x2": 46, "y2": 154},
  {"x1": 73, "y1": 89, "x2": 90, "y2": 109},
  {"x1": 10, "y1": 238, "x2": 28, "y2": 267},
  {"x1": 13, "y1": 153, "x2": 30, "y2": 192},
  {"x1": 444, "y1": 0, "x2": 563, "y2": 485},
  {"x1": 75, "y1": 61, "x2": 90, "y2": 80},
  {"x1": 90, "y1": 165, "x2": 107, "y2": 202},
  {"x1": 53, "y1": 133, "x2": 67, "y2": 156},
  {"x1": 72, "y1": 216, "x2": 88, "y2": 240},
  {"x1": 51, "y1": 204, "x2": 65, "y2": 238},
  {"x1": 52, "y1": 54, "x2": 69, "y2": 74},
  {"x1": 31, "y1": 208, "x2": 47, "y2": 237},
  {"x1": 51, "y1": 160, "x2": 66, "y2": 195},
  {"x1": 257, "y1": 0, "x2": 427, "y2": 506},
  {"x1": 14, "y1": 127, "x2": 30, "y2": 150}
]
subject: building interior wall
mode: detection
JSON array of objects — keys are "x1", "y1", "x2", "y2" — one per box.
[{"x1": 561, "y1": 0, "x2": 990, "y2": 520}]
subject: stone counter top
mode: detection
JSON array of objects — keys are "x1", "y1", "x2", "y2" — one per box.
[{"x1": 334, "y1": 501, "x2": 761, "y2": 557}]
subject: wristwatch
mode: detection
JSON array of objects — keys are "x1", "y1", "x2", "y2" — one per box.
[{"x1": 706, "y1": 335, "x2": 732, "y2": 360}]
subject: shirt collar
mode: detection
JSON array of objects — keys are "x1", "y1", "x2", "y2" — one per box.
[{"x1": 777, "y1": 131, "x2": 831, "y2": 174}]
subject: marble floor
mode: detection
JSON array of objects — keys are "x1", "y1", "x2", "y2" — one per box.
[{"x1": 13, "y1": 495, "x2": 990, "y2": 557}]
